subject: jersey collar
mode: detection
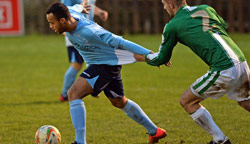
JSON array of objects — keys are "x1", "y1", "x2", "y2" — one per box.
[{"x1": 175, "y1": 5, "x2": 188, "y2": 16}]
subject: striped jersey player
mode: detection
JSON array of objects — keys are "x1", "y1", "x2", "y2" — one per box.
[{"x1": 135, "y1": 0, "x2": 250, "y2": 144}]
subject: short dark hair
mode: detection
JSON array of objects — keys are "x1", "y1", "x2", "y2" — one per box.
[
  {"x1": 165, "y1": 0, "x2": 185, "y2": 6},
  {"x1": 46, "y1": 2, "x2": 71, "y2": 20},
  {"x1": 175, "y1": 0, "x2": 186, "y2": 6}
]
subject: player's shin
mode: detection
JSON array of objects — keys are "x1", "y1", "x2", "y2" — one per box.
[
  {"x1": 121, "y1": 99, "x2": 157, "y2": 135},
  {"x1": 70, "y1": 99, "x2": 87, "y2": 144},
  {"x1": 190, "y1": 106, "x2": 226, "y2": 142}
]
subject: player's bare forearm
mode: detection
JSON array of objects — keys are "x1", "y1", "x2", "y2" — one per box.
[
  {"x1": 134, "y1": 51, "x2": 154, "y2": 62},
  {"x1": 134, "y1": 54, "x2": 146, "y2": 62}
]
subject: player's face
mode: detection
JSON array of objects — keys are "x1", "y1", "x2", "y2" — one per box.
[
  {"x1": 162, "y1": 0, "x2": 175, "y2": 18},
  {"x1": 46, "y1": 13, "x2": 66, "y2": 34}
]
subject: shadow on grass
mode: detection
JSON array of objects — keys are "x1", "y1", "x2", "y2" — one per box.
[{"x1": 0, "y1": 100, "x2": 65, "y2": 106}]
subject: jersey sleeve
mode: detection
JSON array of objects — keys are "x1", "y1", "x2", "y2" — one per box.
[
  {"x1": 119, "y1": 39, "x2": 151, "y2": 55},
  {"x1": 61, "y1": 0, "x2": 72, "y2": 6},
  {"x1": 145, "y1": 24, "x2": 177, "y2": 66},
  {"x1": 93, "y1": 26, "x2": 151, "y2": 55}
]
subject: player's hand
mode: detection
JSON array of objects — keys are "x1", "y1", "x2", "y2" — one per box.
[
  {"x1": 134, "y1": 54, "x2": 145, "y2": 62},
  {"x1": 165, "y1": 61, "x2": 171, "y2": 67},
  {"x1": 99, "y1": 10, "x2": 108, "y2": 21},
  {"x1": 81, "y1": 0, "x2": 91, "y2": 14},
  {"x1": 158, "y1": 61, "x2": 171, "y2": 69}
]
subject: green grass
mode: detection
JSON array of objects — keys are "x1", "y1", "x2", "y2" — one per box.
[{"x1": 0, "y1": 34, "x2": 249, "y2": 144}]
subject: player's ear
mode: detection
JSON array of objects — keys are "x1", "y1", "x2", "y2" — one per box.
[
  {"x1": 60, "y1": 18, "x2": 66, "y2": 24},
  {"x1": 170, "y1": 2, "x2": 175, "y2": 9}
]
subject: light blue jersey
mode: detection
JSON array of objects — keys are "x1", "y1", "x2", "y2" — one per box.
[{"x1": 66, "y1": 5, "x2": 151, "y2": 65}]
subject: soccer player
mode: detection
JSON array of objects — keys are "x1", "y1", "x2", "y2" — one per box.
[
  {"x1": 60, "y1": 0, "x2": 108, "y2": 102},
  {"x1": 134, "y1": 0, "x2": 250, "y2": 144},
  {"x1": 46, "y1": 2, "x2": 166, "y2": 144}
]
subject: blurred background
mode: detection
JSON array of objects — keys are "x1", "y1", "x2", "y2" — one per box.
[{"x1": 1, "y1": 0, "x2": 249, "y2": 36}]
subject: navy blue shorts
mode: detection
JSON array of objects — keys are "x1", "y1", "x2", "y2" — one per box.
[
  {"x1": 80, "y1": 64, "x2": 124, "y2": 98},
  {"x1": 67, "y1": 46, "x2": 84, "y2": 64}
]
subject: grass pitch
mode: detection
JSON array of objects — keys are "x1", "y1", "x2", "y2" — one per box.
[{"x1": 0, "y1": 34, "x2": 249, "y2": 144}]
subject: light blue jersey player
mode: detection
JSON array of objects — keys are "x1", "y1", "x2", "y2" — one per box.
[
  {"x1": 60, "y1": 0, "x2": 108, "y2": 101},
  {"x1": 46, "y1": 2, "x2": 167, "y2": 144}
]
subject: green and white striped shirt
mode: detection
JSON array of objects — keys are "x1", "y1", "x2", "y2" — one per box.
[{"x1": 146, "y1": 5, "x2": 245, "y2": 71}]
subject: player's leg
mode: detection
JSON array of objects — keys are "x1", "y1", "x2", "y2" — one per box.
[
  {"x1": 104, "y1": 75, "x2": 166, "y2": 143},
  {"x1": 180, "y1": 70, "x2": 233, "y2": 143},
  {"x1": 60, "y1": 46, "x2": 83, "y2": 101},
  {"x1": 68, "y1": 77, "x2": 93, "y2": 101},
  {"x1": 180, "y1": 88, "x2": 228, "y2": 143},
  {"x1": 67, "y1": 69, "x2": 94, "y2": 144},
  {"x1": 108, "y1": 96, "x2": 166, "y2": 143},
  {"x1": 69, "y1": 64, "x2": 115, "y2": 144},
  {"x1": 109, "y1": 96, "x2": 158, "y2": 134}
]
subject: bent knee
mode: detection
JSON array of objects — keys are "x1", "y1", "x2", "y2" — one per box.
[
  {"x1": 179, "y1": 97, "x2": 189, "y2": 109},
  {"x1": 238, "y1": 99, "x2": 248, "y2": 106},
  {"x1": 238, "y1": 100, "x2": 250, "y2": 112},
  {"x1": 67, "y1": 89, "x2": 73, "y2": 101},
  {"x1": 111, "y1": 101, "x2": 126, "y2": 108},
  {"x1": 110, "y1": 98, "x2": 127, "y2": 108},
  {"x1": 179, "y1": 94, "x2": 203, "y2": 114},
  {"x1": 67, "y1": 89, "x2": 80, "y2": 101}
]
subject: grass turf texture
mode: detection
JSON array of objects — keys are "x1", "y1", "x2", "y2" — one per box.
[{"x1": 0, "y1": 34, "x2": 249, "y2": 144}]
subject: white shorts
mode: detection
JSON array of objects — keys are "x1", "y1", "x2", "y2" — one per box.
[{"x1": 190, "y1": 61, "x2": 250, "y2": 102}]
